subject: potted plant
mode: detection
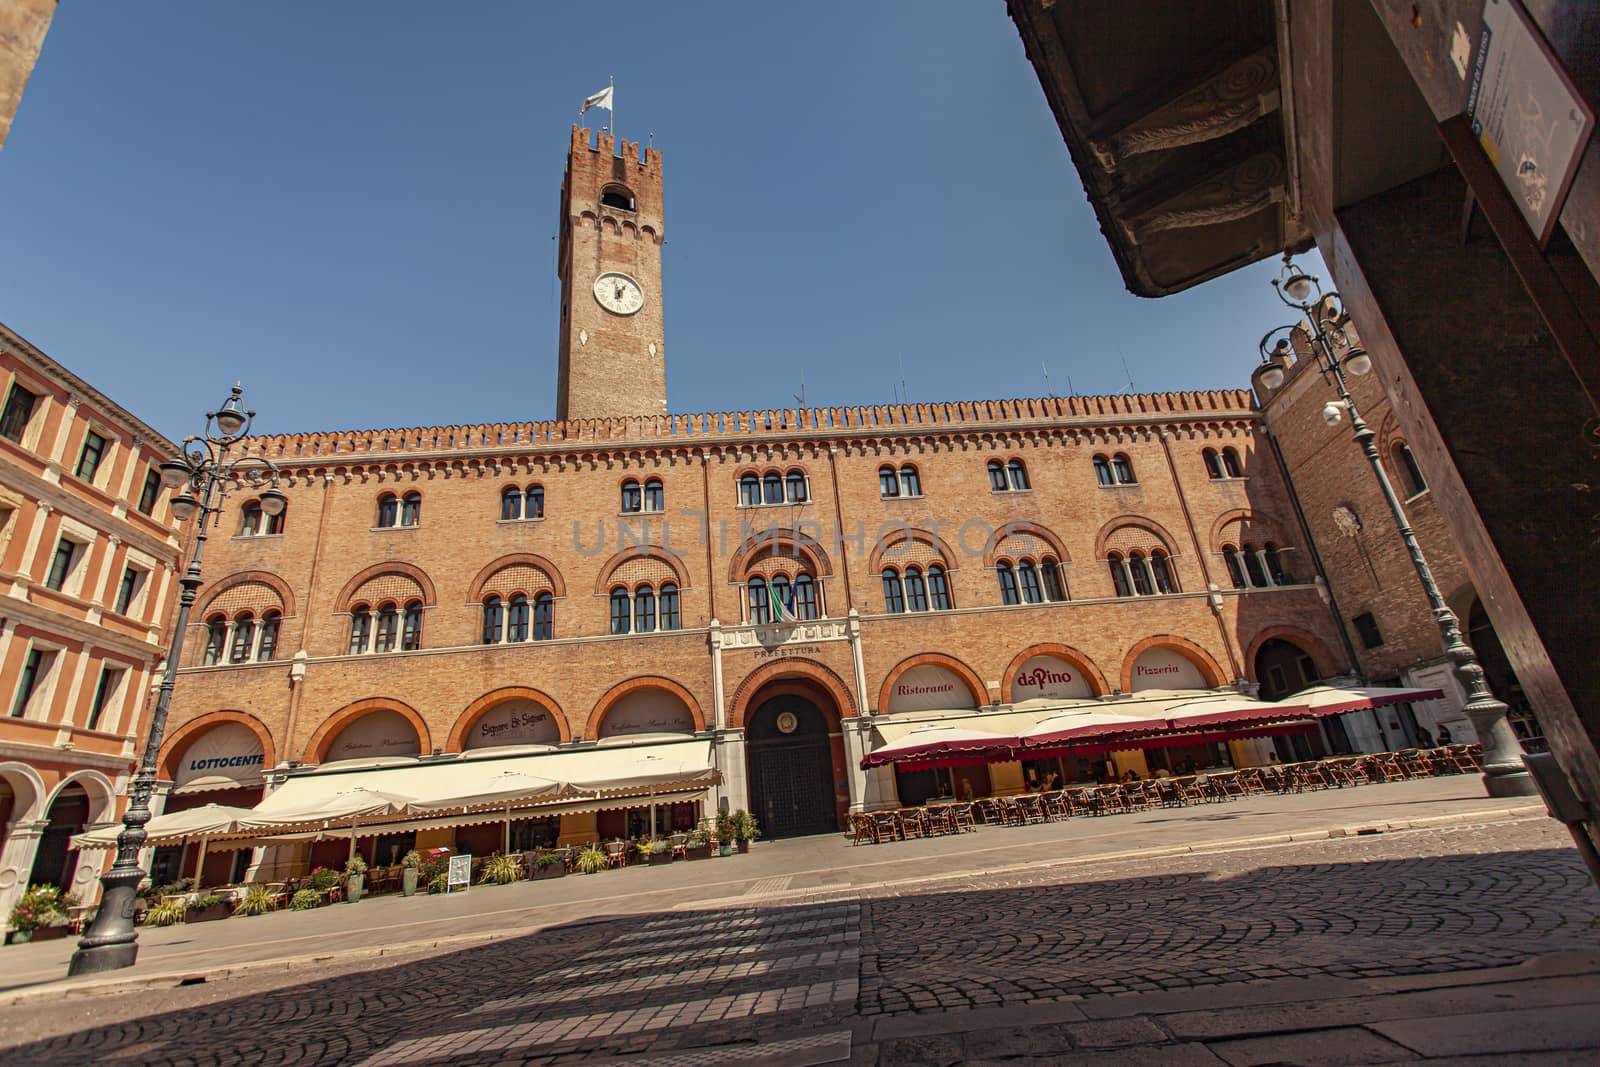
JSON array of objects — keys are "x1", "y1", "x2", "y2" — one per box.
[
  {"x1": 306, "y1": 866, "x2": 340, "y2": 893},
  {"x1": 143, "y1": 897, "x2": 188, "y2": 927},
  {"x1": 290, "y1": 888, "x2": 322, "y2": 910},
  {"x1": 716, "y1": 815, "x2": 735, "y2": 857},
  {"x1": 188, "y1": 894, "x2": 231, "y2": 923},
  {"x1": 478, "y1": 854, "x2": 521, "y2": 885},
  {"x1": 730, "y1": 810, "x2": 760, "y2": 854},
  {"x1": 401, "y1": 850, "x2": 423, "y2": 896},
  {"x1": 8, "y1": 884, "x2": 72, "y2": 944},
  {"x1": 532, "y1": 852, "x2": 566, "y2": 880},
  {"x1": 645, "y1": 840, "x2": 672, "y2": 866},
  {"x1": 426, "y1": 871, "x2": 449, "y2": 894},
  {"x1": 232, "y1": 885, "x2": 277, "y2": 917},
  {"x1": 574, "y1": 844, "x2": 608, "y2": 874},
  {"x1": 685, "y1": 829, "x2": 712, "y2": 860},
  {"x1": 344, "y1": 855, "x2": 368, "y2": 903}
]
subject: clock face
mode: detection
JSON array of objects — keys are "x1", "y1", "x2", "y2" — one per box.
[{"x1": 593, "y1": 272, "x2": 644, "y2": 315}]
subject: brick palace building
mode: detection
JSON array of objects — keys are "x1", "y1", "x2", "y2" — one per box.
[
  {"x1": 147, "y1": 127, "x2": 1365, "y2": 878},
  {"x1": 0, "y1": 323, "x2": 183, "y2": 922}
]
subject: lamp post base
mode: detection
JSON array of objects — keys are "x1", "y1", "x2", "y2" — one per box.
[
  {"x1": 68, "y1": 939, "x2": 139, "y2": 976},
  {"x1": 66, "y1": 877, "x2": 143, "y2": 976},
  {"x1": 1463, "y1": 705, "x2": 1538, "y2": 798}
]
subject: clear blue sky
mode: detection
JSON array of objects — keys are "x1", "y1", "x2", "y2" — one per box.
[{"x1": 0, "y1": 2, "x2": 1323, "y2": 441}]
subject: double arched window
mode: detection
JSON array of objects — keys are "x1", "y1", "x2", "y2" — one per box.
[
  {"x1": 878, "y1": 464, "x2": 922, "y2": 499},
  {"x1": 995, "y1": 556, "x2": 1067, "y2": 605},
  {"x1": 482, "y1": 592, "x2": 554, "y2": 644},
  {"x1": 1222, "y1": 542, "x2": 1291, "y2": 589},
  {"x1": 987, "y1": 458, "x2": 1030, "y2": 492},
  {"x1": 349, "y1": 599, "x2": 424, "y2": 654},
  {"x1": 1107, "y1": 550, "x2": 1178, "y2": 597},
  {"x1": 739, "y1": 468, "x2": 809, "y2": 506},
  {"x1": 621, "y1": 478, "x2": 665, "y2": 514},
  {"x1": 881, "y1": 564, "x2": 952, "y2": 614},
  {"x1": 376, "y1": 491, "x2": 421, "y2": 528},
  {"x1": 1093, "y1": 453, "x2": 1137, "y2": 487},
  {"x1": 500, "y1": 484, "x2": 545, "y2": 521},
  {"x1": 607, "y1": 582, "x2": 681, "y2": 635},
  {"x1": 746, "y1": 573, "x2": 820, "y2": 624},
  {"x1": 1203, "y1": 447, "x2": 1244, "y2": 479},
  {"x1": 240, "y1": 499, "x2": 285, "y2": 536},
  {"x1": 202, "y1": 609, "x2": 282, "y2": 666}
]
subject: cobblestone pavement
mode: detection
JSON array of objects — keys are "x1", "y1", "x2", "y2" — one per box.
[{"x1": 0, "y1": 818, "x2": 1593, "y2": 1065}]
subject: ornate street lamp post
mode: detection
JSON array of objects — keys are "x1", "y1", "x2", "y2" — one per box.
[
  {"x1": 69, "y1": 385, "x2": 286, "y2": 976},
  {"x1": 1255, "y1": 254, "x2": 1533, "y2": 798}
]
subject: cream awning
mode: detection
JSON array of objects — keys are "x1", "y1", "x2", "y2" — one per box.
[{"x1": 71, "y1": 803, "x2": 255, "y2": 850}]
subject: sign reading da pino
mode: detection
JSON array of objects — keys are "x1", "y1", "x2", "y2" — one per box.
[
  {"x1": 464, "y1": 699, "x2": 561, "y2": 750},
  {"x1": 1011, "y1": 656, "x2": 1093, "y2": 701},
  {"x1": 174, "y1": 722, "x2": 266, "y2": 788},
  {"x1": 886, "y1": 665, "x2": 978, "y2": 714},
  {"x1": 1129, "y1": 647, "x2": 1208, "y2": 692}
]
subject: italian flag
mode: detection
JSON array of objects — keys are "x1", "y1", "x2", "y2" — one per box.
[{"x1": 767, "y1": 581, "x2": 798, "y2": 623}]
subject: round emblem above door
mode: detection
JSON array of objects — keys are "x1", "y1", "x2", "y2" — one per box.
[{"x1": 776, "y1": 711, "x2": 799, "y2": 734}]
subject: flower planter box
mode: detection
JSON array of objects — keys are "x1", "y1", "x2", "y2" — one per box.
[
  {"x1": 736, "y1": 839, "x2": 750, "y2": 854},
  {"x1": 532, "y1": 863, "x2": 566, "y2": 881},
  {"x1": 646, "y1": 852, "x2": 673, "y2": 867},
  {"x1": 684, "y1": 844, "x2": 712, "y2": 861},
  {"x1": 188, "y1": 903, "x2": 232, "y2": 924},
  {"x1": 12, "y1": 924, "x2": 70, "y2": 943}
]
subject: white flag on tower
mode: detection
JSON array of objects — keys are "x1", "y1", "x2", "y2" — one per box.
[{"x1": 580, "y1": 85, "x2": 613, "y2": 117}]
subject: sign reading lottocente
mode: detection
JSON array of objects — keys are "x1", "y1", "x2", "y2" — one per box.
[
  {"x1": 1012, "y1": 656, "x2": 1093, "y2": 701},
  {"x1": 175, "y1": 722, "x2": 266, "y2": 787},
  {"x1": 886, "y1": 665, "x2": 978, "y2": 714},
  {"x1": 1129, "y1": 647, "x2": 1208, "y2": 692}
]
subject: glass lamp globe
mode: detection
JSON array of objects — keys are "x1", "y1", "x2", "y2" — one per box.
[
  {"x1": 158, "y1": 460, "x2": 192, "y2": 489},
  {"x1": 1258, "y1": 362, "x2": 1286, "y2": 389},
  {"x1": 212, "y1": 405, "x2": 247, "y2": 437},
  {"x1": 258, "y1": 488, "x2": 288, "y2": 516},
  {"x1": 169, "y1": 494, "x2": 200, "y2": 521},
  {"x1": 1344, "y1": 347, "x2": 1373, "y2": 375},
  {"x1": 1282, "y1": 272, "x2": 1315, "y2": 301}
]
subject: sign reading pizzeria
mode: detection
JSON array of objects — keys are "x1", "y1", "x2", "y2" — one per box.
[
  {"x1": 886, "y1": 665, "x2": 978, "y2": 714},
  {"x1": 324, "y1": 709, "x2": 422, "y2": 762},
  {"x1": 1129, "y1": 647, "x2": 1209, "y2": 692},
  {"x1": 1011, "y1": 656, "x2": 1093, "y2": 701},
  {"x1": 464, "y1": 698, "x2": 561, "y2": 750}
]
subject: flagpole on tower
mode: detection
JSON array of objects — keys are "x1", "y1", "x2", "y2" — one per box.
[{"x1": 608, "y1": 74, "x2": 614, "y2": 136}]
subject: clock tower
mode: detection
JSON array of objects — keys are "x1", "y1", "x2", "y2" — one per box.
[{"x1": 556, "y1": 125, "x2": 668, "y2": 421}]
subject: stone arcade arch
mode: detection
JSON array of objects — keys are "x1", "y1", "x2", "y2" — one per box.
[{"x1": 741, "y1": 674, "x2": 849, "y2": 839}]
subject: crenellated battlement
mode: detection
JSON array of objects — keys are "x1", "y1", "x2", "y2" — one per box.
[
  {"x1": 570, "y1": 124, "x2": 660, "y2": 172},
  {"x1": 239, "y1": 390, "x2": 1258, "y2": 463}
]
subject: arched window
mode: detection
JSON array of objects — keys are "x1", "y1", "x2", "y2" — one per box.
[
  {"x1": 242, "y1": 501, "x2": 263, "y2": 535},
  {"x1": 258, "y1": 611, "x2": 281, "y2": 661},
  {"x1": 609, "y1": 587, "x2": 631, "y2": 635},
  {"x1": 400, "y1": 492, "x2": 421, "y2": 527},
  {"x1": 785, "y1": 471, "x2": 807, "y2": 503},
  {"x1": 525, "y1": 485, "x2": 544, "y2": 519},
  {"x1": 1006, "y1": 459, "x2": 1030, "y2": 490},
  {"x1": 375, "y1": 603, "x2": 400, "y2": 652},
  {"x1": 533, "y1": 592, "x2": 554, "y2": 640},
  {"x1": 1221, "y1": 447, "x2": 1243, "y2": 478},
  {"x1": 882, "y1": 569, "x2": 905, "y2": 613},
  {"x1": 792, "y1": 573, "x2": 818, "y2": 619},
  {"x1": 1041, "y1": 558, "x2": 1065, "y2": 602},
  {"x1": 506, "y1": 594, "x2": 529, "y2": 642},
  {"x1": 620, "y1": 479, "x2": 642, "y2": 513},
  {"x1": 1129, "y1": 551, "x2": 1154, "y2": 595},
  {"x1": 600, "y1": 183, "x2": 635, "y2": 211},
  {"x1": 1018, "y1": 560, "x2": 1043, "y2": 603},
  {"x1": 927, "y1": 564, "x2": 952, "y2": 610},
  {"x1": 501, "y1": 486, "x2": 521, "y2": 521},
  {"x1": 747, "y1": 576, "x2": 770, "y2": 624},
  {"x1": 349, "y1": 606, "x2": 372, "y2": 654},
  {"x1": 203, "y1": 615, "x2": 227, "y2": 666},
  {"x1": 1111, "y1": 453, "x2": 1136, "y2": 484},
  {"x1": 1150, "y1": 550, "x2": 1177, "y2": 594},
  {"x1": 643, "y1": 478, "x2": 664, "y2": 512},
  {"x1": 634, "y1": 585, "x2": 656, "y2": 633},
  {"x1": 898, "y1": 465, "x2": 921, "y2": 497},
  {"x1": 1265, "y1": 543, "x2": 1290, "y2": 585},
  {"x1": 376, "y1": 493, "x2": 398, "y2": 528},
  {"x1": 1093, "y1": 455, "x2": 1114, "y2": 487},
  {"x1": 1392, "y1": 442, "x2": 1427, "y2": 497},
  {"x1": 264, "y1": 506, "x2": 284, "y2": 535},
  {"x1": 1223, "y1": 546, "x2": 1248, "y2": 589},
  {"x1": 482, "y1": 596, "x2": 503, "y2": 644},
  {"x1": 402, "y1": 601, "x2": 424, "y2": 650},
  {"x1": 739, "y1": 473, "x2": 761, "y2": 507},
  {"x1": 879, "y1": 465, "x2": 899, "y2": 499},
  {"x1": 771, "y1": 574, "x2": 794, "y2": 619},
  {"x1": 762, "y1": 472, "x2": 783, "y2": 505},
  {"x1": 1203, "y1": 448, "x2": 1223, "y2": 478},
  {"x1": 904, "y1": 566, "x2": 929, "y2": 612},
  {"x1": 659, "y1": 583, "x2": 681, "y2": 631},
  {"x1": 1108, "y1": 554, "x2": 1133, "y2": 597},
  {"x1": 987, "y1": 459, "x2": 1008, "y2": 491},
  {"x1": 1243, "y1": 545, "x2": 1269, "y2": 587},
  {"x1": 228, "y1": 613, "x2": 256, "y2": 663},
  {"x1": 997, "y1": 561, "x2": 1021, "y2": 605}
]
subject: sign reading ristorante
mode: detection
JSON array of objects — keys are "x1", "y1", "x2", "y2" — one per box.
[{"x1": 885, "y1": 665, "x2": 978, "y2": 714}]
